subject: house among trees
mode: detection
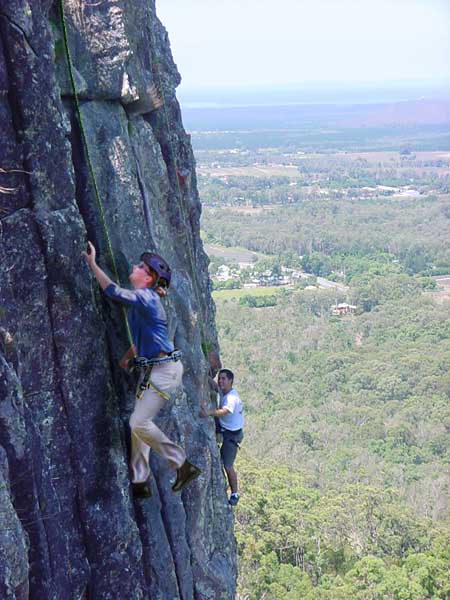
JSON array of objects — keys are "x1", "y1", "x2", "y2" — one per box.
[
  {"x1": 331, "y1": 302, "x2": 357, "y2": 316},
  {"x1": 216, "y1": 265, "x2": 232, "y2": 281},
  {"x1": 258, "y1": 271, "x2": 285, "y2": 286}
]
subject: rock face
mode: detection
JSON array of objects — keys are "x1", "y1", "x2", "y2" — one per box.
[{"x1": 0, "y1": 1, "x2": 236, "y2": 598}]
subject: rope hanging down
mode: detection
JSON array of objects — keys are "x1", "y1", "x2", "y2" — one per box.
[
  {"x1": 59, "y1": 0, "x2": 133, "y2": 347},
  {"x1": 148, "y1": 20, "x2": 209, "y2": 351}
]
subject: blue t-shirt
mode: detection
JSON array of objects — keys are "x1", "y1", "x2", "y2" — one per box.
[{"x1": 104, "y1": 284, "x2": 174, "y2": 359}]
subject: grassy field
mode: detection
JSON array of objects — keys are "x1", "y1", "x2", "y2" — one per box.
[
  {"x1": 212, "y1": 285, "x2": 288, "y2": 300},
  {"x1": 197, "y1": 150, "x2": 450, "y2": 180},
  {"x1": 197, "y1": 164, "x2": 304, "y2": 178},
  {"x1": 203, "y1": 243, "x2": 267, "y2": 263}
]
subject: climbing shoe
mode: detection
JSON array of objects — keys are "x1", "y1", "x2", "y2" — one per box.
[
  {"x1": 132, "y1": 481, "x2": 152, "y2": 499},
  {"x1": 172, "y1": 460, "x2": 201, "y2": 492},
  {"x1": 229, "y1": 493, "x2": 240, "y2": 506}
]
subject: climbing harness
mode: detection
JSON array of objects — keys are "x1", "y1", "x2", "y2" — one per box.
[
  {"x1": 133, "y1": 350, "x2": 182, "y2": 369},
  {"x1": 136, "y1": 365, "x2": 167, "y2": 402},
  {"x1": 220, "y1": 426, "x2": 244, "y2": 449},
  {"x1": 134, "y1": 350, "x2": 182, "y2": 402}
]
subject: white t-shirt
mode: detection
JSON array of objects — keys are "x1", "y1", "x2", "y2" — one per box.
[{"x1": 219, "y1": 388, "x2": 244, "y2": 431}]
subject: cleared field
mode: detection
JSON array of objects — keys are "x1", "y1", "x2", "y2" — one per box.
[
  {"x1": 204, "y1": 243, "x2": 264, "y2": 263},
  {"x1": 226, "y1": 206, "x2": 277, "y2": 215},
  {"x1": 197, "y1": 151, "x2": 450, "y2": 179},
  {"x1": 213, "y1": 286, "x2": 287, "y2": 300},
  {"x1": 197, "y1": 164, "x2": 303, "y2": 178},
  {"x1": 345, "y1": 150, "x2": 450, "y2": 163}
]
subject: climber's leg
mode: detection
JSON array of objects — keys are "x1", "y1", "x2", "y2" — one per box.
[
  {"x1": 224, "y1": 465, "x2": 238, "y2": 495},
  {"x1": 130, "y1": 360, "x2": 185, "y2": 482}
]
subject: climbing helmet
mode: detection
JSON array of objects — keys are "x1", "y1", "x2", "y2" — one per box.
[{"x1": 140, "y1": 252, "x2": 172, "y2": 288}]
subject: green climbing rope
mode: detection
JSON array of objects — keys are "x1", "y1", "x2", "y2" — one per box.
[
  {"x1": 59, "y1": 0, "x2": 133, "y2": 348},
  {"x1": 60, "y1": 0, "x2": 210, "y2": 354}
]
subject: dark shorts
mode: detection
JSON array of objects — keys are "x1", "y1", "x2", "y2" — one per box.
[{"x1": 220, "y1": 428, "x2": 244, "y2": 468}]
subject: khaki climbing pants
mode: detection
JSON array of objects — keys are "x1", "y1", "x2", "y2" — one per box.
[{"x1": 129, "y1": 359, "x2": 185, "y2": 483}]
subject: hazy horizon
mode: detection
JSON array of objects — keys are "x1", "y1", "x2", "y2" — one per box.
[
  {"x1": 157, "y1": 0, "x2": 450, "y2": 94},
  {"x1": 177, "y1": 79, "x2": 450, "y2": 109}
]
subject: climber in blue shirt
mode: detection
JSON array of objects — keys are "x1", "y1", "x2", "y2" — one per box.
[{"x1": 83, "y1": 241, "x2": 200, "y2": 499}]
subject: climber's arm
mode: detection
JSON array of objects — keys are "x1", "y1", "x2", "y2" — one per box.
[
  {"x1": 82, "y1": 241, "x2": 113, "y2": 290},
  {"x1": 200, "y1": 406, "x2": 229, "y2": 418}
]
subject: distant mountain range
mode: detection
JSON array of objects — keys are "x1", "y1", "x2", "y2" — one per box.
[
  {"x1": 179, "y1": 81, "x2": 450, "y2": 131},
  {"x1": 182, "y1": 97, "x2": 450, "y2": 132}
]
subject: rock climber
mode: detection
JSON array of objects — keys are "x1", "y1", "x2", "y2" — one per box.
[
  {"x1": 201, "y1": 368, "x2": 244, "y2": 506},
  {"x1": 82, "y1": 241, "x2": 201, "y2": 499}
]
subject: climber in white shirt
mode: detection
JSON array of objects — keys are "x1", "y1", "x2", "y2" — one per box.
[{"x1": 201, "y1": 369, "x2": 244, "y2": 506}]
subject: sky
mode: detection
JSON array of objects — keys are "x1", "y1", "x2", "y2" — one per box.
[{"x1": 156, "y1": 0, "x2": 450, "y2": 92}]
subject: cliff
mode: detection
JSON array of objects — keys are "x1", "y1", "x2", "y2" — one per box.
[{"x1": 0, "y1": 1, "x2": 236, "y2": 598}]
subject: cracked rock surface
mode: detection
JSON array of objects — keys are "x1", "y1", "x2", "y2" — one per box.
[{"x1": 0, "y1": 1, "x2": 236, "y2": 598}]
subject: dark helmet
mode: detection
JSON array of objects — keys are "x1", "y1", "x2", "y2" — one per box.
[{"x1": 140, "y1": 252, "x2": 172, "y2": 288}]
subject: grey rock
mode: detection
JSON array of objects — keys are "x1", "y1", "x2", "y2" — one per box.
[
  {"x1": 0, "y1": 1, "x2": 236, "y2": 599},
  {"x1": 0, "y1": 445, "x2": 29, "y2": 600}
]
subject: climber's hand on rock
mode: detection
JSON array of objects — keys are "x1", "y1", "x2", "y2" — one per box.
[
  {"x1": 82, "y1": 241, "x2": 97, "y2": 268},
  {"x1": 199, "y1": 404, "x2": 210, "y2": 418},
  {"x1": 119, "y1": 356, "x2": 131, "y2": 370},
  {"x1": 155, "y1": 286, "x2": 167, "y2": 298},
  {"x1": 208, "y1": 375, "x2": 219, "y2": 392}
]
